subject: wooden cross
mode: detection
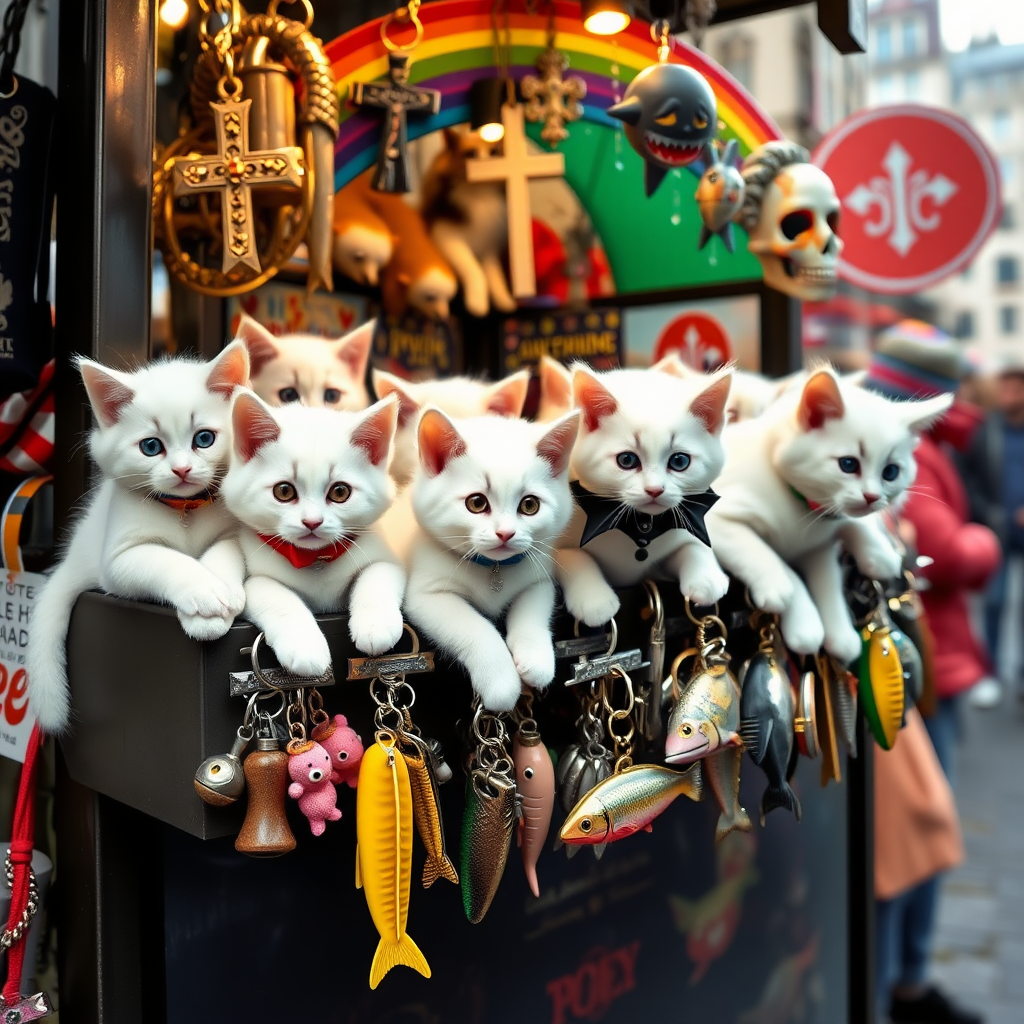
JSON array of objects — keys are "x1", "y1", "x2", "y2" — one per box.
[
  {"x1": 521, "y1": 47, "x2": 587, "y2": 147},
  {"x1": 465, "y1": 103, "x2": 565, "y2": 299},
  {"x1": 352, "y1": 53, "x2": 441, "y2": 194},
  {"x1": 172, "y1": 97, "x2": 304, "y2": 274}
]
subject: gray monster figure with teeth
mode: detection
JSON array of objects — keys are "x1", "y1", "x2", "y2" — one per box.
[{"x1": 606, "y1": 62, "x2": 717, "y2": 197}]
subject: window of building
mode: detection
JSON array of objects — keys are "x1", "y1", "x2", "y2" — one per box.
[
  {"x1": 876, "y1": 23, "x2": 892, "y2": 61},
  {"x1": 905, "y1": 69, "x2": 921, "y2": 99},
  {"x1": 1000, "y1": 306, "x2": 1019, "y2": 335},
  {"x1": 954, "y1": 311, "x2": 975, "y2": 339},
  {"x1": 1001, "y1": 156, "x2": 1016, "y2": 189},
  {"x1": 902, "y1": 18, "x2": 918, "y2": 57},
  {"x1": 877, "y1": 73, "x2": 896, "y2": 103},
  {"x1": 997, "y1": 256, "x2": 1020, "y2": 285},
  {"x1": 1001, "y1": 205, "x2": 1015, "y2": 230},
  {"x1": 718, "y1": 33, "x2": 754, "y2": 91},
  {"x1": 993, "y1": 108, "x2": 1012, "y2": 141}
]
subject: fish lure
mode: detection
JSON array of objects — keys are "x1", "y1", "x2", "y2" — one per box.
[
  {"x1": 403, "y1": 733, "x2": 458, "y2": 888},
  {"x1": 859, "y1": 612, "x2": 905, "y2": 751},
  {"x1": 355, "y1": 733, "x2": 431, "y2": 989},
  {"x1": 513, "y1": 723, "x2": 555, "y2": 898},
  {"x1": 460, "y1": 763, "x2": 518, "y2": 924}
]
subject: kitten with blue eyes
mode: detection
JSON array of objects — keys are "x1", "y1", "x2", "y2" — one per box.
[
  {"x1": 403, "y1": 408, "x2": 580, "y2": 711},
  {"x1": 26, "y1": 344, "x2": 251, "y2": 733},
  {"x1": 705, "y1": 368, "x2": 951, "y2": 663},
  {"x1": 236, "y1": 314, "x2": 373, "y2": 410},
  {"x1": 221, "y1": 392, "x2": 404, "y2": 676},
  {"x1": 554, "y1": 361, "x2": 733, "y2": 624}
]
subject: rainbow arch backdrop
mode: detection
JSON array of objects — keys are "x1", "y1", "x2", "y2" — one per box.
[{"x1": 325, "y1": 1, "x2": 783, "y2": 292}]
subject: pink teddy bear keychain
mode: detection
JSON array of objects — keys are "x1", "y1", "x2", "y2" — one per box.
[
  {"x1": 286, "y1": 739, "x2": 341, "y2": 836},
  {"x1": 311, "y1": 714, "x2": 364, "y2": 788}
]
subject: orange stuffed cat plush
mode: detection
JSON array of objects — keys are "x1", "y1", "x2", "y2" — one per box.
[{"x1": 332, "y1": 175, "x2": 394, "y2": 287}]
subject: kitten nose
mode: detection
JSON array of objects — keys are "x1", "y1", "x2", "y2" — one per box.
[
  {"x1": 302, "y1": 517, "x2": 324, "y2": 531},
  {"x1": 495, "y1": 529, "x2": 516, "y2": 543},
  {"x1": 862, "y1": 493, "x2": 880, "y2": 505},
  {"x1": 645, "y1": 486, "x2": 665, "y2": 498},
  {"x1": 172, "y1": 465, "x2": 193, "y2": 481}
]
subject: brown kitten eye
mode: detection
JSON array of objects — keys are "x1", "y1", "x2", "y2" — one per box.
[
  {"x1": 272, "y1": 482, "x2": 296, "y2": 502},
  {"x1": 465, "y1": 493, "x2": 490, "y2": 514},
  {"x1": 518, "y1": 495, "x2": 540, "y2": 516},
  {"x1": 327, "y1": 482, "x2": 351, "y2": 503}
]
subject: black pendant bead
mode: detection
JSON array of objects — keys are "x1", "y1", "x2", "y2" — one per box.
[{"x1": 635, "y1": 548, "x2": 649, "y2": 562}]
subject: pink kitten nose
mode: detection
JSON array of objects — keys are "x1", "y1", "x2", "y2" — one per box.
[
  {"x1": 495, "y1": 529, "x2": 516, "y2": 543},
  {"x1": 302, "y1": 518, "x2": 324, "y2": 531},
  {"x1": 172, "y1": 465, "x2": 193, "y2": 481},
  {"x1": 862, "y1": 492, "x2": 880, "y2": 505},
  {"x1": 645, "y1": 486, "x2": 665, "y2": 498}
]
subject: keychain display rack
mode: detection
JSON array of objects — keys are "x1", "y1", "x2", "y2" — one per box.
[{"x1": 51, "y1": 2, "x2": 871, "y2": 1022}]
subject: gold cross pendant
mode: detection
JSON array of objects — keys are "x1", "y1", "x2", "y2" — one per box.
[{"x1": 171, "y1": 97, "x2": 304, "y2": 275}]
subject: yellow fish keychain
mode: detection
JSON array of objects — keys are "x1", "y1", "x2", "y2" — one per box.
[{"x1": 859, "y1": 591, "x2": 905, "y2": 751}]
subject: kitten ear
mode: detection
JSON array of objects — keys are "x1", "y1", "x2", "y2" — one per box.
[
  {"x1": 573, "y1": 366, "x2": 618, "y2": 431},
  {"x1": 418, "y1": 407, "x2": 467, "y2": 476},
  {"x1": 690, "y1": 372, "x2": 732, "y2": 435},
  {"x1": 485, "y1": 369, "x2": 530, "y2": 417},
  {"x1": 900, "y1": 392, "x2": 953, "y2": 433},
  {"x1": 232, "y1": 391, "x2": 281, "y2": 462},
  {"x1": 78, "y1": 359, "x2": 135, "y2": 427},
  {"x1": 536, "y1": 411, "x2": 580, "y2": 477},
  {"x1": 797, "y1": 370, "x2": 844, "y2": 430},
  {"x1": 235, "y1": 315, "x2": 279, "y2": 377},
  {"x1": 373, "y1": 368, "x2": 420, "y2": 427},
  {"x1": 334, "y1": 320, "x2": 375, "y2": 378},
  {"x1": 352, "y1": 394, "x2": 399, "y2": 467},
  {"x1": 539, "y1": 356, "x2": 573, "y2": 410},
  {"x1": 651, "y1": 354, "x2": 692, "y2": 378},
  {"x1": 207, "y1": 340, "x2": 251, "y2": 399}
]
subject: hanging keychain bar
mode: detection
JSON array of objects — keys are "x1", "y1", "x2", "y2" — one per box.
[
  {"x1": 229, "y1": 632, "x2": 336, "y2": 695},
  {"x1": 347, "y1": 623, "x2": 435, "y2": 680},
  {"x1": 555, "y1": 620, "x2": 648, "y2": 686}
]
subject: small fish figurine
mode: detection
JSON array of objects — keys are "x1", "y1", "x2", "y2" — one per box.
[
  {"x1": 890, "y1": 626, "x2": 923, "y2": 714},
  {"x1": 665, "y1": 655, "x2": 742, "y2": 766},
  {"x1": 702, "y1": 748, "x2": 752, "y2": 843},
  {"x1": 695, "y1": 139, "x2": 745, "y2": 253},
  {"x1": 559, "y1": 763, "x2": 703, "y2": 845},
  {"x1": 513, "y1": 726, "x2": 555, "y2": 898},
  {"x1": 403, "y1": 735, "x2": 458, "y2": 888},
  {"x1": 460, "y1": 765, "x2": 518, "y2": 924},
  {"x1": 739, "y1": 650, "x2": 801, "y2": 825},
  {"x1": 860, "y1": 618, "x2": 905, "y2": 751},
  {"x1": 355, "y1": 733, "x2": 431, "y2": 989}
]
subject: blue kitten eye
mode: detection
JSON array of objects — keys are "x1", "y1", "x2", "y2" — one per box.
[
  {"x1": 616, "y1": 452, "x2": 641, "y2": 470},
  {"x1": 192, "y1": 430, "x2": 216, "y2": 449},
  {"x1": 668, "y1": 452, "x2": 691, "y2": 472},
  {"x1": 278, "y1": 387, "x2": 300, "y2": 403},
  {"x1": 139, "y1": 438, "x2": 164, "y2": 457},
  {"x1": 323, "y1": 388, "x2": 342, "y2": 404},
  {"x1": 882, "y1": 463, "x2": 900, "y2": 482},
  {"x1": 838, "y1": 456, "x2": 860, "y2": 474}
]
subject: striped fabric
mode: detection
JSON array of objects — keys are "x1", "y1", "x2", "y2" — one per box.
[{"x1": 0, "y1": 359, "x2": 55, "y2": 476}]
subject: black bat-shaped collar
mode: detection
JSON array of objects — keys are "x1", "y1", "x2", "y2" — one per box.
[{"x1": 570, "y1": 482, "x2": 719, "y2": 562}]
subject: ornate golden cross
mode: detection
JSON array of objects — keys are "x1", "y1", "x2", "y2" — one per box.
[
  {"x1": 172, "y1": 97, "x2": 304, "y2": 274},
  {"x1": 522, "y1": 47, "x2": 587, "y2": 147},
  {"x1": 465, "y1": 103, "x2": 565, "y2": 299}
]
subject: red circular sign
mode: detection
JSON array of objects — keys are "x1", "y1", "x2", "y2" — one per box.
[
  {"x1": 812, "y1": 105, "x2": 1001, "y2": 294},
  {"x1": 653, "y1": 313, "x2": 731, "y2": 371}
]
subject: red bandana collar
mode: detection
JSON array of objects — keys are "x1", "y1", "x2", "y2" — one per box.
[
  {"x1": 153, "y1": 488, "x2": 217, "y2": 512},
  {"x1": 258, "y1": 533, "x2": 355, "y2": 569}
]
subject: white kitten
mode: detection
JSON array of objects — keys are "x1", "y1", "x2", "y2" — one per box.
[
  {"x1": 27, "y1": 344, "x2": 251, "y2": 733},
  {"x1": 236, "y1": 314, "x2": 373, "y2": 410},
  {"x1": 706, "y1": 368, "x2": 951, "y2": 663},
  {"x1": 372, "y1": 368, "x2": 530, "y2": 486},
  {"x1": 403, "y1": 409, "x2": 580, "y2": 711},
  {"x1": 221, "y1": 393, "x2": 405, "y2": 676},
  {"x1": 536, "y1": 355, "x2": 573, "y2": 423},
  {"x1": 555, "y1": 362, "x2": 733, "y2": 622}
]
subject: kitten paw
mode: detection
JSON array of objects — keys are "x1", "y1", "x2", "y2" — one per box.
[
  {"x1": 463, "y1": 284, "x2": 490, "y2": 318},
  {"x1": 470, "y1": 657, "x2": 523, "y2": 713},
  {"x1": 749, "y1": 575, "x2": 795, "y2": 615},
  {"x1": 178, "y1": 574, "x2": 237, "y2": 619},
  {"x1": 824, "y1": 626, "x2": 862, "y2": 667},
  {"x1": 266, "y1": 627, "x2": 332, "y2": 678},
  {"x1": 855, "y1": 544, "x2": 902, "y2": 581},
  {"x1": 349, "y1": 604, "x2": 404, "y2": 656},
  {"x1": 682, "y1": 565, "x2": 731, "y2": 607},
  {"x1": 563, "y1": 583, "x2": 620, "y2": 628},
  {"x1": 780, "y1": 615, "x2": 825, "y2": 656},
  {"x1": 506, "y1": 633, "x2": 556, "y2": 690},
  {"x1": 178, "y1": 611, "x2": 233, "y2": 642}
]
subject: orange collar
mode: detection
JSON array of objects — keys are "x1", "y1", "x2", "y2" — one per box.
[{"x1": 153, "y1": 488, "x2": 217, "y2": 513}]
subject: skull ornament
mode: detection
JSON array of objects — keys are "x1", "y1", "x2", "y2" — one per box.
[{"x1": 740, "y1": 141, "x2": 843, "y2": 302}]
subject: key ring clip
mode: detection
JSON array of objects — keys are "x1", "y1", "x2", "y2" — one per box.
[{"x1": 381, "y1": 0, "x2": 424, "y2": 53}]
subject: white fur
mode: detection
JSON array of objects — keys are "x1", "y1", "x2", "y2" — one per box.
[
  {"x1": 555, "y1": 364, "x2": 732, "y2": 615},
  {"x1": 222, "y1": 396, "x2": 405, "y2": 675},
  {"x1": 403, "y1": 411, "x2": 579, "y2": 711},
  {"x1": 706, "y1": 369, "x2": 952, "y2": 662},
  {"x1": 27, "y1": 345, "x2": 250, "y2": 733},
  {"x1": 236, "y1": 315, "x2": 373, "y2": 410}
]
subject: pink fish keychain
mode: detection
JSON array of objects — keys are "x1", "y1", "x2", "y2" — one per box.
[{"x1": 512, "y1": 714, "x2": 555, "y2": 898}]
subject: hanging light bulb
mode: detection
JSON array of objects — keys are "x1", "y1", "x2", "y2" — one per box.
[
  {"x1": 159, "y1": 0, "x2": 190, "y2": 31},
  {"x1": 469, "y1": 77, "x2": 506, "y2": 144},
  {"x1": 581, "y1": 0, "x2": 632, "y2": 36}
]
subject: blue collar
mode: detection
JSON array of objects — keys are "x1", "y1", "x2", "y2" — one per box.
[{"x1": 469, "y1": 552, "x2": 528, "y2": 568}]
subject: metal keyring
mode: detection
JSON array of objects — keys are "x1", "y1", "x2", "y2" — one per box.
[
  {"x1": 380, "y1": 1, "x2": 424, "y2": 53},
  {"x1": 573, "y1": 616, "x2": 618, "y2": 657},
  {"x1": 246, "y1": 631, "x2": 333, "y2": 689},
  {"x1": 0, "y1": 75, "x2": 18, "y2": 100},
  {"x1": 267, "y1": 0, "x2": 314, "y2": 28}
]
